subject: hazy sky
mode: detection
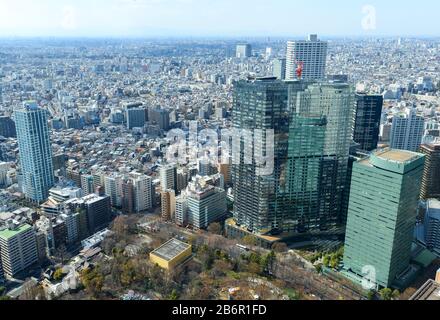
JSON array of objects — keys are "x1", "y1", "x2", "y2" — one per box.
[{"x1": 0, "y1": 0, "x2": 439, "y2": 38}]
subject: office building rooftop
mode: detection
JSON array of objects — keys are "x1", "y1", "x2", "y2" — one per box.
[
  {"x1": 376, "y1": 149, "x2": 420, "y2": 163},
  {"x1": 0, "y1": 223, "x2": 32, "y2": 240},
  {"x1": 150, "y1": 238, "x2": 191, "y2": 262}
]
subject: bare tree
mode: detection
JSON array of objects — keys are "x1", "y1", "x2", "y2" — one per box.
[{"x1": 20, "y1": 281, "x2": 47, "y2": 301}]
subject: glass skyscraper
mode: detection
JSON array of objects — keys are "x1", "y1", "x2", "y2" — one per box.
[
  {"x1": 231, "y1": 77, "x2": 289, "y2": 234},
  {"x1": 285, "y1": 81, "x2": 356, "y2": 230},
  {"x1": 342, "y1": 149, "x2": 425, "y2": 288},
  {"x1": 231, "y1": 78, "x2": 355, "y2": 235},
  {"x1": 353, "y1": 93, "x2": 383, "y2": 152},
  {"x1": 15, "y1": 101, "x2": 54, "y2": 203}
]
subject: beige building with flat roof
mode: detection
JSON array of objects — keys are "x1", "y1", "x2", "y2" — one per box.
[{"x1": 149, "y1": 238, "x2": 192, "y2": 270}]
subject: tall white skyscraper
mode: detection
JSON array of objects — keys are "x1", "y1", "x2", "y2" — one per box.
[
  {"x1": 104, "y1": 174, "x2": 123, "y2": 208},
  {"x1": 15, "y1": 101, "x2": 54, "y2": 203},
  {"x1": 390, "y1": 107, "x2": 425, "y2": 152},
  {"x1": 131, "y1": 172, "x2": 153, "y2": 212},
  {"x1": 285, "y1": 34, "x2": 328, "y2": 81}
]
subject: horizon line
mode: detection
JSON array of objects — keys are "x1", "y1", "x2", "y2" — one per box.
[{"x1": 0, "y1": 34, "x2": 439, "y2": 41}]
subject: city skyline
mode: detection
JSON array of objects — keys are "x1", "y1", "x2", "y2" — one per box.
[
  {"x1": 1, "y1": 0, "x2": 440, "y2": 38},
  {"x1": 0, "y1": 0, "x2": 439, "y2": 303}
]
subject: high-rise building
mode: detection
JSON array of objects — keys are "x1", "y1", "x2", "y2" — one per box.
[
  {"x1": 390, "y1": 107, "x2": 425, "y2": 152},
  {"x1": 160, "y1": 164, "x2": 178, "y2": 193},
  {"x1": 52, "y1": 153, "x2": 67, "y2": 172},
  {"x1": 218, "y1": 163, "x2": 232, "y2": 186},
  {"x1": 198, "y1": 159, "x2": 218, "y2": 177},
  {"x1": 105, "y1": 172, "x2": 153, "y2": 213},
  {"x1": 0, "y1": 256, "x2": 4, "y2": 284},
  {"x1": 342, "y1": 149, "x2": 425, "y2": 288},
  {"x1": 0, "y1": 162, "x2": 12, "y2": 188},
  {"x1": 286, "y1": 34, "x2": 328, "y2": 81},
  {"x1": 353, "y1": 94, "x2": 383, "y2": 151},
  {"x1": 104, "y1": 174, "x2": 123, "y2": 207},
  {"x1": 35, "y1": 230, "x2": 48, "y2": 264},
  {"x1": 215, "y1": 102, "x2": 227, "y2": 120},
  {"x1": 175, "y1": 196, "x2": 188, "y2": 227},
  {"x1": 65, "y1": 194, "x2": 111, "y2": 236},
  {"x1": 131, "y1": 173, "x2": 153, "y2": 213},
  {"x1": 230, "y1": 78, "x2": 355, "y2": 235},
  {"x1": 285, "y1": 81, "x2": 356, "y2": 230},
  {"x1": 284, "y1": 115, "x2": 328, "y2": 232},
  {"x1": 0, "y1": 116, "x2": 16, "y2": 138},
  {"x1": 59, "y1": 211, "x2": 80, "y2": 245},
  {"x1": 0, "y1": 222, "x2": 38, "y2": 277},
  {"x1": 66, "y1": 168, "x2": 82, "y2": 188},
  {"x1": 177, "y1": 169, "x2": 189, "y2": 194},
  {"x1": 149, "y1": 107, "x2": 170, "y2": 131},
  {"x1": 419, "y1": 143, "x2": 440, "y2": 200},
  {"x1": 126, "y1": 103, "x2": 146, "y2": 130},
  {"x1": 15, "y1": 101, "x2": 54, "y2": 202},
  {"x1": 93, "y1": 173, "x2": 105, "y2": 194},
  {"x1": 178, "y1": 177, "x2": 227, "y2": 229},
  {"x1": 422, "y1": 199, "x2": 440, "y2": 252},
  {"x1": 236, "y1": 43, "x2": 252, "y2": 58},
  {"x1": 122, "y1": 179, "x2": 135, "y2": 214},
  {"x1": 161, "y1": 189, "x2": 176, "y2": 221},
  {"x1": 273, "y1": 58, "x2": 286, "y2": 80},
  {"x1": 81, "y1": 174, "x2": 95, "y2": 195},
  {"x1": 380, "y1": 122, "x2": 392, "y2": 143},
  {"x1": 231, "y1": 78, "x2": 289, "y2": 234}
]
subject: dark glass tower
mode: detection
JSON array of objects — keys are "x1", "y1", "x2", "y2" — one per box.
[
  {"x1": 353, "y1": 94, "x2": 383, "y2": 152},
  {"x1": 232, "y1": 77, "x2": 290, "y2": 234},
  {"x1": 0, "y1": 116, "x2": 16, "y2": 138},
  {"x1": 286, "y1": 82, "x2": 356, "y2": 230},
  {"x1": 231, "y1": 79, "x2": 355, "y2": 235}
]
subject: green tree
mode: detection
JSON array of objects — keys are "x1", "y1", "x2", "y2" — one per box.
[
  {"x1": 53, "y1": 268, "x2": 65, "y2": 282},
  {"x1": 322, "y1": 255, "x2": 330, "y2": 267},
  {"x1": 168, "y1": 289, "x2": 179, "y2": 300},
  {"x1": 120, "y1": 261, "x2": 137, "y2": 287},
  {"x1": 207, "y1": 222, "x2": 223, "y2": 235},
  {"x1": 286, "y1": 289, "x2": 301, "y2": 300},
  {"x1": 315, "y1": 264, "x2": 323, "y2": 274},
  {"x1": 367, "y1": 290, "x2": 376, "y2": 300},
  {"x1": 262, "y1": 251, "x2": 276, "y2": 274},
  {"x1": 379, "y1": 288, "x2": 393, "y2": 301},
  {"x1": 329, "y1": 256, "x2": 339, "y2": 269},
  {"x1": 81, "y1": 267, "x2": 104, "y2": 298},
  {"x1": 0, "y1": 286, "x2": 6, "y2": 296},
  {"x1": 248, "y1": 252, "x2": 262, "y2": 264}
]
